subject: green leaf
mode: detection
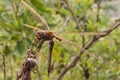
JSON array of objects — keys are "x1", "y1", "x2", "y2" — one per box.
[
  {"x1": 59, "y1": 8, "x2": 71, "y2": 16},
  {"x1": 12, "y1": 54, "x2": 17, "y2": 61},
  {"x1": 11, "y1": 34, "x2": 20, "y2": 40},
  {"x1": 53, "y1": 49, "x2": 60, "y2": 62},
  {"x1": 25, "y1": 37, "x2": 32, "y2": 45},
  {"x1": 30, "y1": 0, "x2": 51, "y2": 13},
  {"x1": 0, "y1": 36, "x2": 8, "y2": 42},
  {"x1": 16, "y1": 40, "x2": 25, "y2": 54}
]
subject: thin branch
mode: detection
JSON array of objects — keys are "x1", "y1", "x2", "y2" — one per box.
[
  {"x1": 96, "y1": 0, "x2": 101, "y2": 22},
  {"x1": 81, "y1": 64, "x2": 89, "y2": 80},
  {"x1": 62, "y1": 0, "x2": 82, "y2": 31},
  {"x1": 57, "y1": 20, "x2": 120, "y2": 80},
  {"x1": 2, "y1": 53, "x2": 6, "y2": 80},
  {"x1": 21, "y1": 0, "x2": 50, "y2": 30}
]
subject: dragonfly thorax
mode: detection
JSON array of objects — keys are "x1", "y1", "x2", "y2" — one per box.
[{"x1": 35, "y1": 30, "x2": 54, "y2": 41}]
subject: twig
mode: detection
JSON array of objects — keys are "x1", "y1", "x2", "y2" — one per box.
[
  {"x1": 62, "y1": 0, "x2": 82, "y2": 31},
  {"x1": 21, "y1": 0, "x2": 50, "y2": 30},
  {"x1": 56, "y1": 20, "x2": 120, "y2": 80},
  {"x1": 2, "y1": 53, "x2": 6, "y2": 80},
  {"x1": 96, "y1": 0, "x2": 101, "y2": 22},
  {"x1": 81, "y1": 64, "x2": 89, "y2": 80}
]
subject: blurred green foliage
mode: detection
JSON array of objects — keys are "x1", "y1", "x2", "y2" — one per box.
[{"x1": 0, "y1": 0, "x2": 120, "y2": 80}]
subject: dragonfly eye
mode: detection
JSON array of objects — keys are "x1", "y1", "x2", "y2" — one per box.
[{"x1": 36, "y1": 31, "x2": 45, "y2": 39}]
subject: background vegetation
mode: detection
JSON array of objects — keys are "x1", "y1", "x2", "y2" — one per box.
[{"x1": 0, "y1": 0, "x2": 120, "y2": 80}]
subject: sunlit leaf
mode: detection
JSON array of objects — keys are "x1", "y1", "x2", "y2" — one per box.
[
  {"x1": 16, "y1": 40, "x2": 25, "y2": 54},
  {"x1": 53, "y1": 49, "x2": 60, "y2": 62},
  {"x1": 30, "y1": 0, "x2": 51, "y2": 13},
  {"x1": 0, "y1": 36, "x2": 8, "y2": 42},
  {"x1": 11, "y1": 34, "x2": 20, "y2": 40},
  {"x1": 12, "y1": 54, "x2": 17, "y2": 61},
  {"x1": 36, "y1": 52, "x2": 45, "y2": 62},
  {"x1": 25, "y1": 37, "x2": 32, "y2": 45},
  {"x1": 59, "y1": 8, "x2": 71, "y2": 16}
]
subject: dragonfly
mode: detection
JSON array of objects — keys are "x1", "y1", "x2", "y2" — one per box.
[
  {"x1": 23, "y1": 23, "x2": 103, "y2": 74},
  {"x1": 21, "y1": 0, "x2": 104, "y2": 76}
]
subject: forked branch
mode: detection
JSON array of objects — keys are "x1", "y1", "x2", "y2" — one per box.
[{"x1": 57, "y1": 20, "x2": 120, "y2": 80}]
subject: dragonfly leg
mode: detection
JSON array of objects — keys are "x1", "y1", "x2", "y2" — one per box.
[
  {"x1": 48, "y1": 40, "x2": 54, "y2": 76},
  {"x1": 31, "y1": 39, "x2": 40, "y2": 49},
  {"x1": 35, "y1": 39, "x2": 45, "y2": 52}
]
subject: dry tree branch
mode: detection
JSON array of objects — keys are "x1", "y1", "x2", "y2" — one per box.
[
  {"x1": 16, "y1": 49, "x2": 37, "y2": 80},
  {"x1": 2, "y1": 53, "x2": 6, "y2": 80},
  {"x1": 57, "y1": 20, "x2": 120, "y2": 80},
  {"x1": 21, "y1": 0, "x2": 50, "y2": 30}
]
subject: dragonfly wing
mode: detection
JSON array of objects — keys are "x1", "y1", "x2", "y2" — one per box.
[
  {"x1": 23, "y1": 24, "x2": 41, "y2": 31},
  {"x1": 61, "y1": 38, "x2": 98, "y2": 59},
  {"x1": 55, "y1": 31, "x2": 106, "y2": 36}
]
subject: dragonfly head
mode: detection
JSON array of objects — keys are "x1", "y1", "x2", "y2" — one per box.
[{"x1": 35, "y1": 30, "x2": 45, "y2": 40}]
